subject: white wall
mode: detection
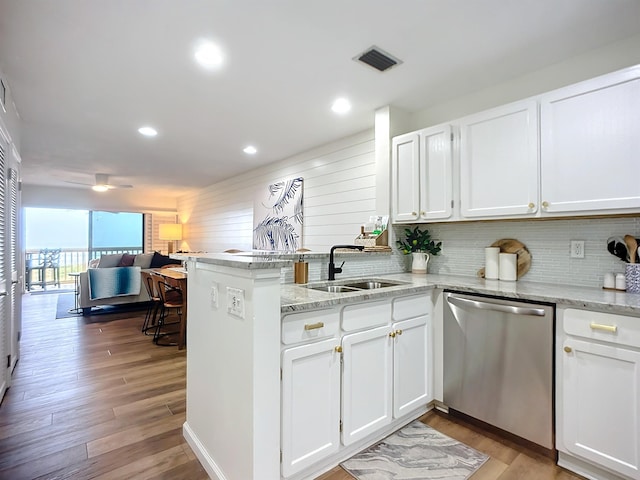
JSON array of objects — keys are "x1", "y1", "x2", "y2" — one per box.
[
  {"x1": 410, "y1": 33, "x2": 640, "y2": 131},
  {"x1": 0, "y1": 65, "x2": 21, "y2": 150},
  {"x1": 21, "y1": 184, "x2": 177, "y2": 214},
  {"x1": 177, "y1": 130, "x2": 377, "y2": 254}
]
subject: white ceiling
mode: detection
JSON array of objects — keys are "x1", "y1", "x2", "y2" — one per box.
[{"x1": 1, "y1": 0, "x2": 640, "y2": 199}]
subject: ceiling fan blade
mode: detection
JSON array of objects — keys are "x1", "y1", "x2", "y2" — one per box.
[
  {"x1": 106, "y1": 184, "x2": 133, "y2": 189},
  {"x1": 63, "y1": 180, "x2": 95, "y2": 186}
]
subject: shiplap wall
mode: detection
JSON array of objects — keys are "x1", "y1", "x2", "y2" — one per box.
[
  {"x1": 149, "y1": 213, "x2": 179, "y2": 254},
  {"x1": 177, "y1": 130, "x2": 378, "y2": 253}
]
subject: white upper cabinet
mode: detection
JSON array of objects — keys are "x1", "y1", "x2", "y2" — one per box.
[
  {"x1": 391, "y1": 125, "x2": 453, "y2": 223},
  {"x1": 391, "y1": 64, "x2": 640, "y2": 223},
  {"x1": 459, "y1": 100, "x2": 539, "y2": 218},
  {"x1": 540, "y1": 66, "x2": 640, "y2": 215},
  {"x1": 391, "y1": 132, "x2": 420, "y2": 222}
]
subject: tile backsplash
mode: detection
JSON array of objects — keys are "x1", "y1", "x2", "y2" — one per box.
[{"x1": 397, "y1": 216, "x2": 640, "y2": 288}]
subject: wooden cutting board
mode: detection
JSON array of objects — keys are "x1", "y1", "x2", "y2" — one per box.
[{"x1": 477, "y1": 238, "x2": 532, "y2": 279}]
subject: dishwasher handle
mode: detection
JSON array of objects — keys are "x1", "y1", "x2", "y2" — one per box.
[{"x1": 447, "y1": 295, "x2": 546, "y2": 317}]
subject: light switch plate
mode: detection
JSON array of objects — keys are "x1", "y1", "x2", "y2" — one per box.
[
  {"x1": 210, "y1": 283, "x2": 219, "y2": 309},
  {"x1": 227, "y1": 287, "x2": 245, "y2": 319}
]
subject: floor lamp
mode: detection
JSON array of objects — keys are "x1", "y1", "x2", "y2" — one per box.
[{"x1": 159, "y1": 223, "x2": 183, "y2": 254}]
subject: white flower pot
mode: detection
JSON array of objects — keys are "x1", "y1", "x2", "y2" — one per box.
[{"x1": 411, "y1": 252, "x2": 430, "y2": 274}]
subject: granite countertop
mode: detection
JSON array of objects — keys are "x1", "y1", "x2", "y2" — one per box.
[
  {"x1": 281, "y1": 273, "x2": 640, "y2": 316},
  {"x1": 174, "y1": 252, "x2": 292, "y2": 269}
]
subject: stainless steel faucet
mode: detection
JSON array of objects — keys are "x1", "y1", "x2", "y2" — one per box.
[{"x1": 328, "y1": 245, "x2": 364, "y2": 280}]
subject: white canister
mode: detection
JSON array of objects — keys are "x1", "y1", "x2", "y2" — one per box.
[
  {"x1": 499, "y1": 253, "x2": 518, "y2": 281},
  {"x1": 485, "y1": 247, "x2": 500, "y2": 280},
  {"x1": 603, "y1": 272, "x2": 615, "y2": 289},
  {"x1": 616, "y1": 273, "x2": 627, "y2": 291}
]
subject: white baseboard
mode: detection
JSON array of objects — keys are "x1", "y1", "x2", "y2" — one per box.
[{"x1": 183, "y1": 421, "x2": 227, "y2": 480}]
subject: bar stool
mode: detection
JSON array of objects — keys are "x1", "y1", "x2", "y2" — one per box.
[{"x1": 153, "y1": 278, "x2": 184, "y2": 346}]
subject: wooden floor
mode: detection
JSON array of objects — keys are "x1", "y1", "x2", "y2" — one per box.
[
  {"x1": 0, "y1": 292, "x2": 585, "y2": 480},
  {"x1": 0, "y1": 292, "x2": 209, "y2": 479}
]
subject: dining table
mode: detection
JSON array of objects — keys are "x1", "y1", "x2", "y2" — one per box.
[{"x1": 151, "y1": 266, "x2": 188, "y2": 350}]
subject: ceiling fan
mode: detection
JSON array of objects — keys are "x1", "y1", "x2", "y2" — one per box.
[{"x1": 65, "y1": 173, "x2": 133, "y2": 192}]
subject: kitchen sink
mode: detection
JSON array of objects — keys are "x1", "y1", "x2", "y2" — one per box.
[
  {"x1": 305, "y1": 278, "x2": 408, "y2": 293},
  {"x1": 307, "y1": 285, "x2": 361, "y2": 293},
  {"x1": 341, "y1": 280, "x2": 403, "y2": 290}
]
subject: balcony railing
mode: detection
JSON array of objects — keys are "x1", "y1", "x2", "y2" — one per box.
[{"x1": 25, "y1": 247, "x2": 144, "y2": 288}]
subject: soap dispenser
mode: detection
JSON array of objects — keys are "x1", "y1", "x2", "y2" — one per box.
[{"x1": 294, "y1": 254, "x2": 308, "y2": 284}]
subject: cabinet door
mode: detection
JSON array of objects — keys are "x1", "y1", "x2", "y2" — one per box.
[
  {"x1": 559, "y1": 337, "x2": 640, "y2": 479},
  {"x1": 392, "y1": 316, "x2": 430, "y2": 418},
  {"x1": 281, "y1": 338, "x2": 341, "y2": 477},
  {"x1": 419, "y1": 125, "x2": 453, "y2": 221},
  {"x1": 459, "y1": 100, "x2": 539, "y2": 218},
  {"x1": 341, "y1": 325, "x2": 392, "y2": 446},
  {"x1": 391, "y1": 132, "x2": 420, "y2": 222},
  {"x1": 540, "y1": 66, "x2": 640, "y2": 215}
]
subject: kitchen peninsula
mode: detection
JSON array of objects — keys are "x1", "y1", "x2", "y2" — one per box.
[{"x1": 182, "y1": 252, "x2": 640, "y2": 480}]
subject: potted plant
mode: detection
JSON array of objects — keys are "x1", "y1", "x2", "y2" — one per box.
[{"x1": 396, "y1": 226, "x2": 442, "y2": 273}]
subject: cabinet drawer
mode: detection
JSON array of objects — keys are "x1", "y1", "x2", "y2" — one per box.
[
  {"x1": 342, "y1": 300, "x2": 391, "y2": 332},
  {"x1": 392, "y1": 294, "x2": 429, "y2": 321},
  {"x1": 282, "y1": 310, "x2": 339, "y2": 345},
  {"x1": 562, "y1": 308, "x2": 640, "y2": 349}
]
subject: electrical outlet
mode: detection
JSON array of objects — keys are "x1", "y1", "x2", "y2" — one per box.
[
  {"x1": 227, "y1": 287, "x2": 245, "y2": 319},
  {"x1": 570, "y1": 240, "x2": 585, "y2": 258}
]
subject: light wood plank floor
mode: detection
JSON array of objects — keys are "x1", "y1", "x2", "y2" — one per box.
[{"x1": 1, "y1": 292, "x2": 585, "y2": 479}]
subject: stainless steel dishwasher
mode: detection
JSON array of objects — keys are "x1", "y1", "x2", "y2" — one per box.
[{"x1": 443, "y1": 291, "x2": 554, "y2": 450}]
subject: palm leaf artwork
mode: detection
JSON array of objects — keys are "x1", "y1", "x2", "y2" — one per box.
[
  {"x1": 253, "y1": 216, "x2": 299, "y2": 251},
  {"x1": 253, "y1": 177, "x2": 304, "y2": 251},
  {"x1": 263, "y1": 177, "x2": 303, "y2": 224}
]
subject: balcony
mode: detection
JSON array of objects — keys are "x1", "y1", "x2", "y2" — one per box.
[{"x1": 25, "y1": 246, "x2": 144, "y2": 291}]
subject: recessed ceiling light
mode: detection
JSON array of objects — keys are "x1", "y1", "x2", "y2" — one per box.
[
  {"x1": 195, "y1": 41, "x2": 224, "y2": 69},
  {"x1": 243, "y1": 145, "x2": 257, "y2": 154},
  {"x1": 138, "y1": 126, "x2": 157, "y2": 137},
  {"x1": 331, "y1": 98, "x2": 351, "y2": 114}
]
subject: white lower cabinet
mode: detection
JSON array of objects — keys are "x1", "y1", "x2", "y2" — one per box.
[
  {"x1": 281, "y1": 338, "x2": 342, "y2": 478},
  {"x1": 392, "y1": 316, "x2": 429, "y2": 419},
  {"x1": 557, "y1": 307, "x2": 640, "y2": 480},
  {"x1": 341, "y1": 325, "x2": 393, "y2": 446},
  {"x1": 281, "y1": 294, "x2": 431, "y2": 478}
]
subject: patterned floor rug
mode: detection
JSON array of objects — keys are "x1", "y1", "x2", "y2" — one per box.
[{"x1": 341, "y1": 420, "x2": 489, "y2": 480}]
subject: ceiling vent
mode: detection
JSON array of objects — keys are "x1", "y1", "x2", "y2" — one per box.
[{"x1": 354, "y1": 46, "x2": 402, "y2": 72}]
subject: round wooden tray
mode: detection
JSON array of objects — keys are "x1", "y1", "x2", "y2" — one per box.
[{"x1": 478, "y1": 238, "x2": 532, "y2": 280}]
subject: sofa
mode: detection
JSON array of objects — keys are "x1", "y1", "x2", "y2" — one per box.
[{"x1": 78, "y1": 252, "x2": 180, "y2": 314}]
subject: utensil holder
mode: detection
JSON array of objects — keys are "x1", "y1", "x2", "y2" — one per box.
[
  {"x1": 294, "y1": 261, "x2": 308, "y2": 284},
  {"x1": 625, "y1": 264, "x2": 640, "y2": 293}
]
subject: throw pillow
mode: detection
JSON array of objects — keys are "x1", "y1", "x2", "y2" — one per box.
[
  {"x1": 97, "y1": 254, "x2": 124, "y2": 268},
  {"x1": 133, "y1": 252, "x2": 154, "y2": 269},
  {"x1": 118, "y1": 253, "x2": 136, "y2": 267},
  {"x1": 150, "y1": 251, "x2": 180, "y2": 268}
]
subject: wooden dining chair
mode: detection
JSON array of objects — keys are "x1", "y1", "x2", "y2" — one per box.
[
  {"x1": 153, "y1": 278, "x2": 184, "y2": 346},
  {"x1": 140, "y1": 271, "x2": 162, "y2": 335}
]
